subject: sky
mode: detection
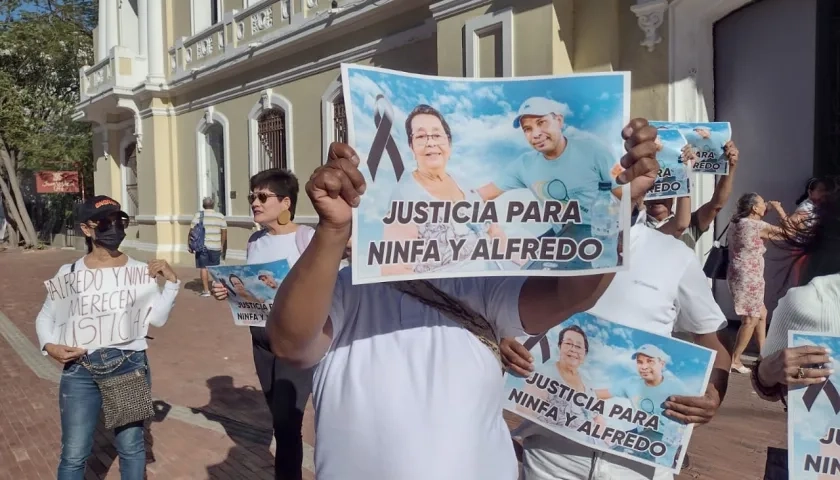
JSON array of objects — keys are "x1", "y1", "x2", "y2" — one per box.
[
  {"x1": 342, "y1": 65, "x2": 629, "y2": 280},
  {"x1": 789, "y1": 332, "x2": 840, "y2": 479}
]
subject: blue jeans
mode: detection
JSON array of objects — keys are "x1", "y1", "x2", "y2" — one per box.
[{"x1": 57, "y1": 348, "x2": 151, "y2": 480}]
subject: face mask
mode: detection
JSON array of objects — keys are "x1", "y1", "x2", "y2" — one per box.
[{"x1": 93, "y1": 223, "x2": 126, "y2": 250}]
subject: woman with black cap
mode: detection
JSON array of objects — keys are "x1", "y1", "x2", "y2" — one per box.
[{"x1": 35, "y1": 195, "x2": 181, "y2": 480}]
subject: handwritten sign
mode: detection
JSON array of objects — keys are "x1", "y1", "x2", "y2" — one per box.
[
  {"x1": 503, "y1": 312, "x2": 715, "y2": 474},
  {"x1": 207, "y1": 259, "x2": 291, "y2": 327},
  {"x1": 43, "y1": 265, "x2": 159, "y2": 349},
  {"x1": 788, "y1": 331, "x2": 840, "y2": 479}
]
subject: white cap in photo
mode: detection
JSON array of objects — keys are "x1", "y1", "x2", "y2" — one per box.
[
  {"x1": 513, "y1": 97, "x2": 568, "y2": 128},
  {"x1": 632, "y1": 344, "x2": 669, "y2": 363}
]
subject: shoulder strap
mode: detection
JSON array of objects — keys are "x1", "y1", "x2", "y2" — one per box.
[
  {"x1": 715, "y1": 221, "x2": 730, "y2": 243},
  {"x1": 295, "y1": 225, "x2": 313, "y2": 255},
  {"x1": 199, "y1": 210, "x2": 205, "y2": 224},
  {"x1": 70, "y1": 261, "x2": 76, "y2": 273},
  {"x1": 391, "y1": 280, "x2": 503, "y2": 373}
]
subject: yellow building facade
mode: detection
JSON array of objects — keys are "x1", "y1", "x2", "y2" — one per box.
[{"x1": 75, "y1": 0, "x2": 748, "y2": 265}]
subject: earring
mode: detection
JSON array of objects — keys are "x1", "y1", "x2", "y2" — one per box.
[{"x1": 277, "y1": 210, "x2": 291, "y2": 225}]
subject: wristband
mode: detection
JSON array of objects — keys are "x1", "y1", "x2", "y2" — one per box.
[{"x1": 751, "y1": 358, "x2": 784, "y2": 400}]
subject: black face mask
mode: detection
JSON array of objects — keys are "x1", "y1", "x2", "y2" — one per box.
[{"x1": 93, "y1": 223, "x2": 126, "y2": 250}]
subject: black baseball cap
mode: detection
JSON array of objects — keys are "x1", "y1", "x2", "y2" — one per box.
[{"x1": 77, "y1": 195, "x2": 129, "y2": 223}]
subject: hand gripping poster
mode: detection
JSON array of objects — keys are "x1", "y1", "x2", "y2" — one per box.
[
  {"x1": 341, "y1": 64, "x2": 632, "y2": 284},
  {"x1": 788, "y1": 331, "x2": 840, "y2": 479},
  {"x1": 207, "y1": 260, "x2": 290, "y2": 327},
  {"x1": 651, "y1": 122, "x2": 733, "y2": 175},
  {"x1": 645, "y1": 125, "x2": 691, "y2": 200},
  {"x1": 502, "y1": 313, "x2": 716, "y2": 474},
  {"x1": 42, "y1": 265, "x2": 161, "y2": 349}
]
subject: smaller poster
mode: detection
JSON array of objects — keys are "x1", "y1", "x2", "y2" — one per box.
[
  {"x1": 502, "y1": 312, "x2": 716, "y2": 474},
  {"x1": 35, "y1": 171, "x2": 80, "y2": 193},
  {"x1": 651, "y1": 122, "x2": 732, "y2": 175},
  {"x1": 42, "y1": 265, "x2": 160, "y2": 349},
  {"x1": 788, "y1": 331, "x2": 840, "y2": 479},
  {"x1": 646, "y1": 127, "x2": 691, "y2": 200},
  {"x1": 207, "y1": 259, "x2": 290, "y2": 327}
]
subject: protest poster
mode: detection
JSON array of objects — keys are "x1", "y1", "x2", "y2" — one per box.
[
  {"x1": 42, "y1": 265, "x2": 160, "y2": 349},
  {"x1": 502, "y1": 312, "x2": 716, "y2": 474},
  {"x1": 651, "y1": 122, "x2": 732, "y2": 175},
  {"x1": 788, "y1": 331, "x2": 840, "y2": 479},
  {"x1": 341, "y1": 64, "x2": 631, "y2": 285},
  {"x1": 207, "y1": 259, "x2": 290, "y2": 327},
  {"x1": 645, "y1": 126, "x2": 691, "y2": 200}
]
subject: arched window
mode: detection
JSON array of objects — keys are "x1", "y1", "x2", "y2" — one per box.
[
  {"x1": 321, "y1": 78, "x2": 347, "y2": 163},
  {"x1": 197, "y1": 109, "x2": 231, "y2": 214},
  {"x1": 257, "y1": 108, "x2": 288, "y2": 170},
  {"x1": 123, "y1": 142, "x2": 139, "y2": 218}
]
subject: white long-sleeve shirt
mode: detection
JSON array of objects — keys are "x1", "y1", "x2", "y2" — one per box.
[
  {"x1": 35, "y1": 257, "x2": 181, "y2": 354},
  {"x1": 762, "y1": 273, "x2": 840, "y2": 359}
]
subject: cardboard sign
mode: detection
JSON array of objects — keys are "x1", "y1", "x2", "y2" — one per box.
[
  {"x1": 36, "y1": 171, "x2": 80, "y2": 193},
  {"x1": 43, "y1": 265, "x2": 159, "y2": 349}
]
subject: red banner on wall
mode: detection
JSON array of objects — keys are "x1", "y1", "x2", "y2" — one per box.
[{"x1": 35, "y1": 171, "x2": 80, "y2": 194}]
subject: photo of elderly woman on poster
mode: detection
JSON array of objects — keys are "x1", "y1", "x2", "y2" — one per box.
[{"x1": 382, "y1": 104, "x2": 520, "y2": 275}]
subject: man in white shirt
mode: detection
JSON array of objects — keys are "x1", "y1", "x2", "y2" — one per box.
[
  {"x1": 501, "y1": 209, "x2": 732, "y2": 480},
  {"x1": 266, "y1": 120, "x2": 667, "y2": 479}
]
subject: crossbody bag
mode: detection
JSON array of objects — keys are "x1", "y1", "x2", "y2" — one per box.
[
  {"x1": 71, "y1": 261, "x2": 155, "y2": 429},
  {"x1": 391, "y1": 280, "x2": 503, "y2": 372}
]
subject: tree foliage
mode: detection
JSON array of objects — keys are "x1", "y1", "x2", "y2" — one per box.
[{"x1": 0, "y1": 0, "x2": 96, "y2": 246}]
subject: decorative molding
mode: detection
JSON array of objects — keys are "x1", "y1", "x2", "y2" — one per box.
[
  {"x1": 306, "y1": 0, "x2": 318, "y2": 8},
  {"x1": 280, "y1": 1, "x2": 291, "y2": 20},
  {"x1": 196, "y1": 37, "x2": 214, "y2": 59},
  {"x1": 251, "y1": 8, "x2": 274, "y2": 35},
  {"x1": 464, "y1": 8, "x2": 514, "y2": 77},
  {"x1": 430, "y1": 0, "x2": 492, "y2": 21},
  {"x1": 116, "y1": 98, "x2": 143, "y2": 152},
  {"x1": 136, "y1": 20, "x2": 434, "y2": 119},
  {"x1": 119, "y1": 131, "x2": 139, "y2": 217},
  {"x1": 631, "y1": 0, "x2": 669, "y2": 53}
]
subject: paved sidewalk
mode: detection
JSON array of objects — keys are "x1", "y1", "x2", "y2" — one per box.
[{"x1": 0, "y1": 248, "x2": 786, "y2": 479}]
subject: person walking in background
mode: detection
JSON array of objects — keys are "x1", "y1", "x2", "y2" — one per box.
[
  {"x1": 188, "y1": 197, "x2": 227, "y2": 297},
  {"x1": 647, "y1": 140, "x2": 740, "y2": 248},
  {"x1": 727, "y1": 192, "x2": 788, "y2": 374},
  {"x1": 211, "y1": 168, "x2": 315, "y2": 480},
  {"x1": 35, "y1": 195, "x2": 180, "y2": 480},
  {"x1": 786, "y1": 176, "x2": 836, "y2": 285}
]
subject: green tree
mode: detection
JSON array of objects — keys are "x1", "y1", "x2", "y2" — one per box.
[{"x1": 0, "y1": 0, "x2": 95, "y2": 247}]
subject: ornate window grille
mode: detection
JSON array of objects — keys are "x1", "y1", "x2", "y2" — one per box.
[
  {"x1": 333, "y1": 95, "x2": 348, "y2": 144},
  {"x1": 257, "y1": 108, "x2": 287, "y2": 170}
]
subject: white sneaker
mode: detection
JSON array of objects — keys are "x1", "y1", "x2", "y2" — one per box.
[{"x1": 200, "y1": 291, "x2": 211, "y2": 297}]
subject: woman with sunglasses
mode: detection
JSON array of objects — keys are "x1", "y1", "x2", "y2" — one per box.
[
  {"x1": 211, "y1": 168, "x2": 315, "y2": 480},
  {"x1": 35, "y1": 195, "x2": 180, "y2": 480}
]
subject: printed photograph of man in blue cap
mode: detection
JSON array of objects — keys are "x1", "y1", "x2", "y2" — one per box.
[{"x1": 476, "y1": 96, "x2": 622, "y2": 270}]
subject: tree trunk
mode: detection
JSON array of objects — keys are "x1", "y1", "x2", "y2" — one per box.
[
  {"x1": 0, "y1": 173, "x2": 32, "y2": 246},
  {"x1": 0, "y1": 145, "x2": 38, "y2": 246}
]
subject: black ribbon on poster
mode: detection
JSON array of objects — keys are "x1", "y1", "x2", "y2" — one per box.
[
  {"x1": 523, "y1": 334, "x2": 552, "y2": 365},
  {"x1": 368, "y1": 94, "x2": 405, "y2": 182},
  {"x1": 802, "y1": 379, "x2": 840, "y2": 414}
]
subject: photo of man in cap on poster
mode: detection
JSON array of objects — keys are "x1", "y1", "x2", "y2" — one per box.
[
  {"x1": 594, "y1": 344, "x2": 690, "y2": 466},
  {"x1": 475, "y1": 96, "x2": 621, "y2": 270}
]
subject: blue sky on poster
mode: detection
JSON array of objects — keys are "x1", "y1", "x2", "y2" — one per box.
[
  {"x1": 343, "y1": 66, "x2": 628, "y2": 278},
  {"x1": 789, "y1": 332, "x2": 840, "y2": 477}
]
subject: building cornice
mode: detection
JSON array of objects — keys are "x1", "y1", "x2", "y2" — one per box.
[
  {"x1": 430, "y1": 0, "x2": 492, "y2": 21},
  {"x1": 135, "y1": 19, "x2": 435, "y2": 119}
]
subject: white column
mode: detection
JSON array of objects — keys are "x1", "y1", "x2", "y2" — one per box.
[
  {"x1": 138, "y1": 0, "x2": 148, "y2": 58},
  {"x1": 97, "y1": 0, "x2": 107, "y2": 60},
  {"x1": 147, "y1": 0, "x2": 165, "y2": 82},
  {"x1": 106, "y1": 0, "x2": 119, "y2": 54}
]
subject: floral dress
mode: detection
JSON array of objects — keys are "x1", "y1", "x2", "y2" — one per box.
[{"x1": 727, "y1": 218, "x2": 769, "y2": 317}]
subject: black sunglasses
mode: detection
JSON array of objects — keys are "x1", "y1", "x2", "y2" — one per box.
[
  {"x1": 92, "y1": 215, "x2": 129, "y2": 231},
  {"x1": 248, "y1": 192, "x2": 280, "y2": 204}
]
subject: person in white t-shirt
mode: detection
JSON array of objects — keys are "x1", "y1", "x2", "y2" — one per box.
[
  {"x1": 210, "y1": 168, "x2": 315, "y2": 480},
  {"x1": 500, "y1": 205, "x2": 732, "y2": 480},
  {"x1": 265, "y1": 119, "x2": 667, "y2": 480}
]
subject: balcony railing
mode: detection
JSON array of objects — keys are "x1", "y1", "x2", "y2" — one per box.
[
  {"x1": 79, "y1": 46, "x2": 149, "y2": 101},
  {"x1": 168, "y1": 0, "x2": 332, "y2": 80}
]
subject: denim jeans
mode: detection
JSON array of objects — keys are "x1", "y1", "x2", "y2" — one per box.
[{"x1": 57, "y1": 348, "x2": 151, "y2": 480}]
